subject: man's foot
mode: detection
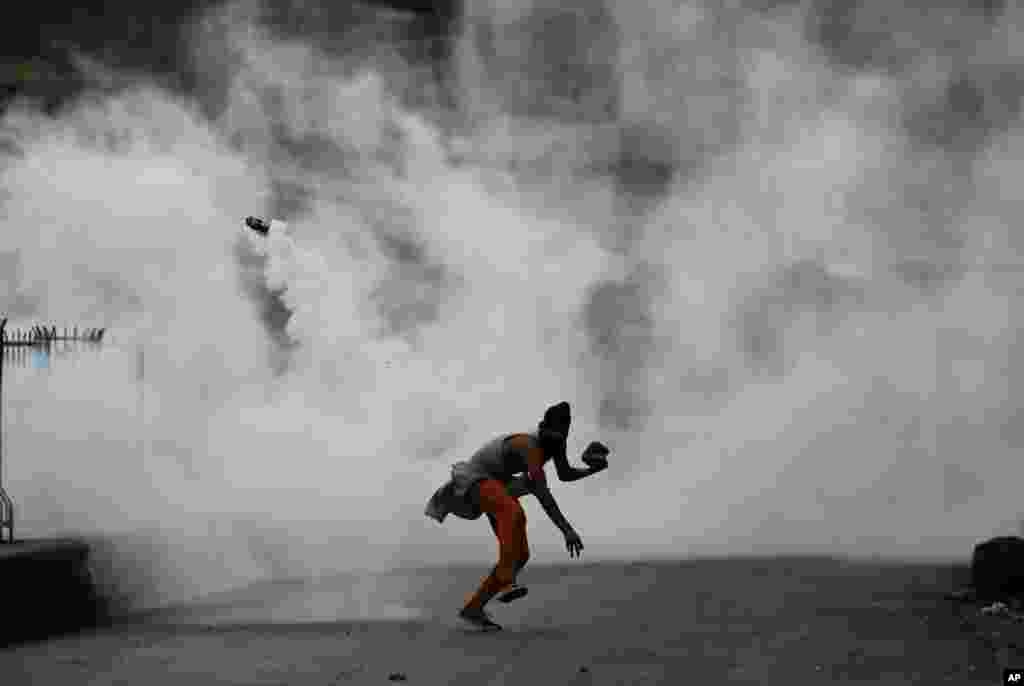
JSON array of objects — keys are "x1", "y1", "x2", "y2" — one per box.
[
  {"x1": 497, "y1": 584, "x2": 529, "y2": 603},
  {"x1": 458, "y1": 607, "x2": 502, "y2": 631}
]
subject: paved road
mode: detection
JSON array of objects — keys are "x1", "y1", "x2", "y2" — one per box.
[{"x1": 1, "y1": 558, "x2": 1018, "y2": 685}]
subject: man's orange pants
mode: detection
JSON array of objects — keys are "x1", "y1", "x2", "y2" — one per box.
[{"x1": 463, "y1": 479, "x2": 530, "y2": 611}]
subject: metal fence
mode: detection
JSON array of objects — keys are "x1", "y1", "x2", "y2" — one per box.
[
  {"x1": 1, "y1": 327, "x2": 106, "y2": 371},
  {"x1": 0, "y1": 318, "x2": 107, "y2": 543},
  {"x1": 0, "y1": 319, "x2": 11, "y2": 544}
]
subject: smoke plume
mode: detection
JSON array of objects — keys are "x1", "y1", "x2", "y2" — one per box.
[{"x1": 2, "y1": 0, "x2": 1023, "y2": 608}]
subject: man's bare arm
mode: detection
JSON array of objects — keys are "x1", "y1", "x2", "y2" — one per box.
[
  {"x1": 532, "y1": 481, "x2": 575, "y2": 536},
  {"x1": 505, "y1": 432, "x2": 608, "y2": 484},
  {"x1": 551, "y1": 444, "x2": 609, "y2": 482}
]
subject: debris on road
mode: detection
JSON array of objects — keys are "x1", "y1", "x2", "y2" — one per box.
[
  {"x1": 981, "y1": 601, "x2": 1009, "y2": 616},
  {"x1": 978, "y1": 600, "x2": 1024, "y2": 622}
]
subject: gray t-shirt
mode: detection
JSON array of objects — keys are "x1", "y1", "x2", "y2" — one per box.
[{"x1": 424, "y1": 433, "x2": 540, "y2": 522}]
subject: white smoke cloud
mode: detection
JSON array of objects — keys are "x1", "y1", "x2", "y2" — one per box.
[{"x1": 2, "y1": 0, "x2": 1023, "y2": 609}]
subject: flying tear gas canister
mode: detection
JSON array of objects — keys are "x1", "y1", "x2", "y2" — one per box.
[{"x1": 245, "y1": 216, "x2": 290, "y2": 237}]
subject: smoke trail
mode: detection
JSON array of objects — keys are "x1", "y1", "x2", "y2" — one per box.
[{"x1": 1, "y1": 0, "x2": 1024, "y2": 609}]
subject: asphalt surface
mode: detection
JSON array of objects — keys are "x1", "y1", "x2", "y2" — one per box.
[{"x1": 2, "y1": 557, "x2": 1020, "y2": 685}]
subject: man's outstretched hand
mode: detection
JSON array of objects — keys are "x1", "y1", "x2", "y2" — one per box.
[
  {"x1": 565, "y1": 530, "x2": 584, "y2": 559},
  {"x1": 582, "y1": 441, "x2": 610, "y2": 471}
]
